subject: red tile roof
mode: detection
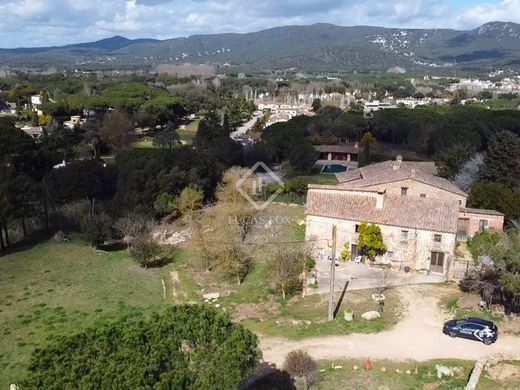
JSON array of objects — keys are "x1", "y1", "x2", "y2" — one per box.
[
  {"x1": 335, "y1": 160, "x2": 466, "y2": 197},
  {"x1": 306, "y1": 187, "x2": 459, "y2": 233}
]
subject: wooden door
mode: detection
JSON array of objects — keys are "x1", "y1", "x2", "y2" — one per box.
[
  {"x1": 457, "y1": 218, "x2": 470, "y2": 241},
  {"x1": 430, "y1": 252, "x2": 445, "y2": 273},
  {"x1": 351, "y1": 244, "x2": 358, "y2": 261}
]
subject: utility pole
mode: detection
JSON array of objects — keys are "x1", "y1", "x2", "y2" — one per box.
[{"x1": 328, "y1": 224, "x2": 337, "y2": 321}]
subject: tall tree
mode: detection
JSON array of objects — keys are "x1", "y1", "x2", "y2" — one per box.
[
  {"x1": 360, "y1": 131, "x2": 376, "y2": 166},
  {"x1": 311, "y1": 98, "x2": 321, "y2": 112},
  {"x1": 480, "y1": 131, "x2": 520, "y2": 190},
  {"x1": 468, "y1": 182, "x2": 520, "y2": 221},
  {"x1": 100, "y1": 110, "x2": 135, "y2": 153}
]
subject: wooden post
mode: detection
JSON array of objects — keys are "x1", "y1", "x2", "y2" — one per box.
[{"x1": 328, "y1": 225, "x2": 337, "y2": 321}]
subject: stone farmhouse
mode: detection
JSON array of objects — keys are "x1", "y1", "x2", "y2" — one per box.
[{"x1": 305, "y1": 156, "x2": 504, "y2": 276}]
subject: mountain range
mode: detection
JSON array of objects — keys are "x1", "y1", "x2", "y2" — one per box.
[{"x1": 1, "y1": 22, "x2": 519, "y2": 73}]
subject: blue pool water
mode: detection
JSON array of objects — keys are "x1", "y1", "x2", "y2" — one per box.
[{"x1": 321, "y1": 164, "x2": 347, "y2": 173}]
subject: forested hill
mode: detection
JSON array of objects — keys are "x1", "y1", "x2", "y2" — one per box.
[{"x1": 1, "y1": 22, "x2": 520, "y2": 72}]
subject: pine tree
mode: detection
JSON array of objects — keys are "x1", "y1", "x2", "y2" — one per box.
[{"x1": 480, "y1": 131, "x2": 520, "y2": 190}]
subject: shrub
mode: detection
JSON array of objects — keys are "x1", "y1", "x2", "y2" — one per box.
[
  {"x1": 21, "y1": 305, "x2": 261, "y2": 389},
  {"x1": 130, "y1": 238, "x2": 162, "y2": 268},
  {"x1": 306, "y1": 257, "x2": 316, "y2": 271},
  {"x1": 283, "y1": 349, "x2": 317, "y2": 387},
  {"x1": 341, "y1": 242, "x2": 351, "y2": 261},
  {"x1": 79, "y1": 212, "x2": 112, "y2": 248}
]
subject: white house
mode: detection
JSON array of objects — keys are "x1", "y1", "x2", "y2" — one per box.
[{"x1": 31, "y1": 95, "x2": 42, "y2": 106}]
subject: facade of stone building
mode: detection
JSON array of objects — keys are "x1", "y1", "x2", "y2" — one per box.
[{"x1": 305, "y1": 157, "x2": 504, "y2": 276}]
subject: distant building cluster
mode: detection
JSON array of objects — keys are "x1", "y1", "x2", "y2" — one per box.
[
  {"x1": 257, "y1": 103, "x2": 314, "y2": 125},
  {"x1": 449, "y1": 76, "x2": 520, "y2": 95}
]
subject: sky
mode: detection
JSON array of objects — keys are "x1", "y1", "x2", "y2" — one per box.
[{"x1": 0, "y1": 0, "x2": 519, "y2": 48}]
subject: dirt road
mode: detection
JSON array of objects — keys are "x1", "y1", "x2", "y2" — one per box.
[{"x1": 260, "y1": 285, "x2": 520, "y2": 366}]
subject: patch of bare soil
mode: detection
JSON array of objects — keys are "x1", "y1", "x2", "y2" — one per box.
[
  {"x1": 498, "y1": 317, "x2": 520, "y2": 335},
  {"x1": 233, "y1": 296, "x2": 281, "y2": 322},
  {"x1": 486, "y1": 363, "x2": 520, "y2": 381},
  {"x1": 457, "y1": 292, "x2": 482, "y2": 309}
]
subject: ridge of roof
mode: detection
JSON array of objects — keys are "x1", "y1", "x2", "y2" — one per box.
[{"x1": 335, "y1": 160, "x2": 466, "y2": 197}]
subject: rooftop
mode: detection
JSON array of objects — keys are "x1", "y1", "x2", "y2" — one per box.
[
  {"x1": 335, "y1": 159, "x2": 467, "y2": 197},
  {"x1": 314, "y1": 144, "x2": 362, "y2": 154},
  {"x1": 460, "y1": 207, "x2": 505, "y2": 217},
  {"x1": 306, "y1": 187, "x2": 459, "y2": 233}
]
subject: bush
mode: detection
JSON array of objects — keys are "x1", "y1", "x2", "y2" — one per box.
[
  {"x1": 79, "y1": 212, "x2": 112, "y2": 248},
  {"x1": 467, "y1": 231, "x2": 501, "y2": 260},
  {"x1": 283, "y1": 349, "x2": 317, "y2": 387},
  {"x1": 285, "y1": 177, "x2": 310, "y2": 195},
  {"x1": 130, "y1": 238, "x2": 162, "y2": 268},
  {"x1": 21, "y1": 305, "x2": 261, "y2": 389}
]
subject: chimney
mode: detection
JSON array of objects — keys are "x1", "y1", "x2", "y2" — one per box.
[
  {"x1": 393, "y1": 155, "x2": 403, "y2": 170},
  {"x1": 376, "y1": 191, "x2": 386, "y2": 209},
  {"x1": 354, "y1": 142, "x2": 359, "y2": 149}
]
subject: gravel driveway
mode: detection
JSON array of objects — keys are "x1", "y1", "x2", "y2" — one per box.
[
  {"x1": 260, "y1": 285, "x2": 520, "y2": 366},
  {"x1": 312, "y1": 261, "x2": 446, "y2": 294}
]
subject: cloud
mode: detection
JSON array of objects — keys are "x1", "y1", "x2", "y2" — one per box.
[
  {"x1": 455, "y1": 0, "x2": 520, "y2": 29},
  {"x1": 0, "y1": 0, "x2": 518, "y2": 47}
]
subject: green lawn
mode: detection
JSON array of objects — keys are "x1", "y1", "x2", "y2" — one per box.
[
  {"x1": 177, "y1": 130, "x2": 196, "y2": 143},
  {"x1": 243, "y1": 288, "x2": 401, "y2": 339},
  {"x1": 0, "y1": 238, "x2": 172, "y2": 387},
  {"x1": 133, "y1": 136, "x2": 154, "y2": 148},
  {"x1": 184, "y1": 118, "x2": 200, "y2": 133},
  {"x1": 440, "y1": 294, "x2": 505, "y2": 324},
  {"x1": 297, "y1": 173, "x2": 338, "y2": 185},
  {"x1": 313, "y1": 358, "x2": 519, "y2": 389}
]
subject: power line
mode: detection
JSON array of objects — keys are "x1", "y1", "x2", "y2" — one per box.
[{"x1": 190, "y1": 237, "x2": 329, "y2": 246}]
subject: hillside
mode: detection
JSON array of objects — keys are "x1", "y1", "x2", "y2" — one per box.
[{"x1": 0, "y1": 22, "x2": 519, "y2": 72}]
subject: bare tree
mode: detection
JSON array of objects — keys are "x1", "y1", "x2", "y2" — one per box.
[
  {"x1": 283, "y1": 350, "x2": 317, "y2": 390},
  {"x1": 266, "y1": 227, "x2": 306, "y2": 300},
  {"x1": 114, "y1": 212, "x2": 156, "y2": 250},
  {"x1": 452, "y1": 152, "x2": 485, "y2": 192}
]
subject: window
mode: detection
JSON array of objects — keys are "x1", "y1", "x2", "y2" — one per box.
[
  {"x1": 401, "y1": 230, "x2": 408, "y2": 239},
  {"x1": 401, "y1": 187, "x2": 408, "y2": 196},
  {"x1": 434, "y1": 234, "x2": 442, "y2": 242},
  {"x1": 355, "y1": 224, "x2": 360, "y2": 233},
  {"x1": 459, "y1": 200, "x2": 462, "y2": 206},
  {"x1": 420, "y1": 194, "x2": 426, "y2": 198},
  {"x1": 479, "y1": 220, "x2": 489, "y2": 232}
]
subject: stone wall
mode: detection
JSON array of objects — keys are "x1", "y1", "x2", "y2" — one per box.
[
  {"x1": 363, "y1": 179, "x2": 467, "y2": 207},
  {"x1": 306, "y1": 214, "x2": 456, "y2": 275},
  {"x1": 464, "y1": 212, "x2": 504, "y2": 237}
]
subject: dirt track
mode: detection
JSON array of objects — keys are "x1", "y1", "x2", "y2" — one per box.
[{"x1": 260, "y1": 285, "x2": 520, "y2": 366}]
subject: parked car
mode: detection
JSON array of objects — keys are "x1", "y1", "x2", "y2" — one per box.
[
  {"x1": 328, "y1": 255, "x2": 340, "y2": 266},
  {"x1": 442, "y1": 317, "x2": 498, "y2": 345}
]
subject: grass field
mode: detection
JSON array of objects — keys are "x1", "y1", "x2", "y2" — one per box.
[
  {"x1": 313, "y1": 358, "x2": 520, "y2": 389},
  {"x1": 0, "y1": 237, "x2": 172, "y2": 387},
  {"x1": 243, "y1": 288, "x2": 401, "y2": 339}
]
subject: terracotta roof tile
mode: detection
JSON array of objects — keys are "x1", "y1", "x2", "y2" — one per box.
[
  {"x1": 335, "y1": 160, "x2": 466, "y2": 197},
  {"x1": 306, "y1": 188, "x2": 459, "y2": 233}
]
